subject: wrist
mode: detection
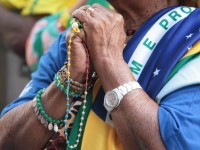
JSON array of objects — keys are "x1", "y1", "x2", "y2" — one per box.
[
  {"x1": 95, "y1": 58, "x2": 135, "y2": 92},
  {"x1": 41, "y1": 82, "x2": 67, "y2": 119}
]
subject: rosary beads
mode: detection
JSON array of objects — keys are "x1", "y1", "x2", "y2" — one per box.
[{"x1": 64, "y1": 18, "x2": 90, "y2": 149}]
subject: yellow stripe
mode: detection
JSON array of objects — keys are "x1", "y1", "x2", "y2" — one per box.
[
  {"x1": 181, "y1": 40, "x2": 200, "y2": 59},
  {"x1": 81, "y1": 111, "x2": 124, "y2": 150}
]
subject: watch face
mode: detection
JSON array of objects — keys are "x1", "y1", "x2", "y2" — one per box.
[{"x1": 105, "y1": 91, "x2": 119, "y2": 108}]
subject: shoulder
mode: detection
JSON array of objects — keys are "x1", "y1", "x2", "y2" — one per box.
[{"x1": 158, "y1": 84, "x2": 200, "y2": 149}]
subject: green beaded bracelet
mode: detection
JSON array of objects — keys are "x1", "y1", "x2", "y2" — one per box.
[
  {"x1": 54, "y1": 73, "x2": 83, "y2": 98},
  {"x1": 35, "y1": 89, "x2": 64, "y2": 131}
]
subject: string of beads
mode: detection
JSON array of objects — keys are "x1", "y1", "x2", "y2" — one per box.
[{"x1": 64, "y1": 18, "x2": 90, "y2": 149}]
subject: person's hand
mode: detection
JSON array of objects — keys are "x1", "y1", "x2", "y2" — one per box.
[
  {"x1": 66, "y1": 28, "x2": 94, "y2": 83},
  {"x1": 72, "y1": 4, "x2": 135, "y2": 92},
  {"x1": 66, "y1": 29, "x2": 87, "y2": 73},
  {"x1": 72, "y1": 4, "x2": 126, "y2": 68}
]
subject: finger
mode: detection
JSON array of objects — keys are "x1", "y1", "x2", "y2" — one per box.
[
  {"x1": 71, "y1": 29, "x2": 86, "y2": 44},
  {"x1": 72, "y1": 5, "x2": 104, "y2": 23},
  {"x1": 92, "y1": 3, "x2": 111, "y2": 12},
  {"x1": 92, "y1": 4, "x2": 118, "y2": 20},
  {"x1": 72, "y1": 6, "x2": 94, "y2": 24}
]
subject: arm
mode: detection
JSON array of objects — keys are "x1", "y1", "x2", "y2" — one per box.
[
  {"x1": 0, "y1": 82, "x2": 66, "y2": 149},
  {"x1": 72, "y1": 4, "x2": 165, "y2": 149},
  {"x1": 0, "y1": 31, "x2": 87, "y2": 149},
  {"x1": 98, "y1": 60, "x2": 165, "y2": 149}
]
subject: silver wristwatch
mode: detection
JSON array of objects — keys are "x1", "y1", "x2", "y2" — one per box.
[{"x1": 104, "y1": 81, "x2": 142, "y2": 113}]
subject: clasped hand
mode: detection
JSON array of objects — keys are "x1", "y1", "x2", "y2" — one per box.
[{"x1": 66, "y1": 4, "x2": 126, "y2": 82}]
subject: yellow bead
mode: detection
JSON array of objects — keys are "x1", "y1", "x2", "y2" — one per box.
[
  {"x1": 68, "y1": 63, "x2": 70, "y2": 67},
  {"x1": 68, "y1": 40, "x2": 72, "y2": 44},
  {"x1": 67, "y1": 72, "x2": 70, "y2": 75},
  {"x1": 68, "y1": 51, "x2": 71, "y2": 55},
  {"x1": 68, "y1": 46, "x2": 71, "y2": 49},
  {"x1": 76, "y1": 28, "x2": 80, "y2": 33},
  {"x1": 68, "y1": 57, "x2": 71, "y2": 61},
  {"x1": 72, "y1": 28, "x2": 77, "y2": 32},
  {"x1": 70, "y1": 33, "x2": 74, "y2": 37}
]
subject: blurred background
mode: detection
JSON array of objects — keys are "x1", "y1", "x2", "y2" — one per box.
[{"x1": 0, "y1": 47, "x2": 29, "y2": 111}]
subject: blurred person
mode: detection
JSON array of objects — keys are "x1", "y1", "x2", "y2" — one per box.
[
  {"x1": 0, "y1": 0, "x2": 85, "y2": 57},
  {"x1": 25, "y1": 0, "x2": 110, "y2": 71}
]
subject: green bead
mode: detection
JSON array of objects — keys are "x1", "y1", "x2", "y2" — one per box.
[
  {"x1": 41, "y1": 110, "x2": 45, "y2": 115},
  {"x1": 44, "y1": 114, "x2": 48, "y2": 119},
  {"x1": 48, "y1": 117, "x2": 53, "y2": 122},
  {"x1": 38, "y1": 106, "x2": 42, "y2": 111},
  {"x1": 36, "y1": 99, "x2": 40, "y2": 103},
  {"x1": 55, "y1": 120, "x2": 59, "y2": 124}
]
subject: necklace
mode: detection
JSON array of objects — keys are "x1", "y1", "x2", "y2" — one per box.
[{"x1": 64, "y1": 18, "x2": 90, "y2": 149}]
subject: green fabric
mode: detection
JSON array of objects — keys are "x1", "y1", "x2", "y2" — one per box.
[
  {"x1": 29, "y1": 0, "x2": 39, "y2": 14},
  {"x1": 67, "y1": 88, "x2": 93, "y2": 150},
  {"x1": 87, "y1": 0, "x2": 110, "y2": 7},
  {"x1": 167, "y1": 52, "x2": 200, "y2": 81}
]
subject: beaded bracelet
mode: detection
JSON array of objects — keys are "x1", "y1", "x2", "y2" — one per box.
[
  {"x1": 33, "y1": 89, "x2": 64, "y2": 132},
  {"x1": 57, "y1": 63, "x2": 68, "y2": 86},
  {"x1": 54, "y1": 73, "x2": 84, "y2": 98}
]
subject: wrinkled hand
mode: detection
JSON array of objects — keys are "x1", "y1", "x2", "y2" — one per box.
[
  {"x1": 66, "y1": 28, "x2": 94, "y2": 83},
  {"x1": 66, "y1": 29, "x2": 87, "y2": 73},
  {"x1": 72, "y1": 4, "x2": 126, "y2": 67}
]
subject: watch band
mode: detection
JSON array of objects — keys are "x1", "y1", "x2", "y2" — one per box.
[{"x1": 104, "y1": 81, "x2": 142, "y2": 112}]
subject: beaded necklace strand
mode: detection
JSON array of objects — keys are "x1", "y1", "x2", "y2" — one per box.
[{"x1": 64, "y1": 19, "x2": 90, "y2": 149}]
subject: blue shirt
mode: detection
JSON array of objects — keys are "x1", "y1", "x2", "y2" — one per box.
[{"x1": 1, "y1": 32, "x2": 200, "y2": 150}]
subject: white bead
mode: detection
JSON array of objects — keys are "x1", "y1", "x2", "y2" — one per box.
[
  {"x1": 84, "y1": 91, "x2": 88, "y2": 95},
  {"x1": 70, "y1": 146, "x2": 74, "y2": 149},
  {"x1": 54, "y1": 124, "x2": 59, "y2": 132},
  {"x1": 48, "y1": 123, "x2": 53, "y2": 131},
  {"x1": 81, "y1": 117, "x2": 84, "y2": 120},
  {"x1": 76, "y1": 139, "x2": 79, "y2": 143},
  {"x1": 82, "y1": 111, "x2": 85, "y2": 115},
  {"x1": 72, "y1": 22, "x2": 78, "y2": 29},
  {"x1": 78, "y1": 134, "x2": 81, "y2": 137},
  {"x1": 80, "y1": 123, "x2": 83, "y2": 126},
  {"x1": 79, "y1": 128, "x2": 82, "y2": 132},
  {"x1": 32, "y1": 100, "x2": 36, "y2": 108},
  {"x1": 83, "y1": 106, "x2": 86, "y2": 109},
  {"x1": 83, "y1": 100, "x2": 87, "y2": 103},
  {"x1": 74, "y1": 144, "x2": 77, "y2": 148}
]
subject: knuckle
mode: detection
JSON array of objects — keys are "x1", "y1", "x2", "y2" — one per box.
[
  {"x1": 116, "y1": 13, "x2": 124, "y2": 21},
  {"x1": 107, "y1": 12, "x2": 114, "y2": 19}
]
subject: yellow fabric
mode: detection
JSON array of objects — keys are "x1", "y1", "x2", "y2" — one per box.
[
  {"x1": 0, "y1": 0, "x2": 78, "y2": 15},
  {"x1": 21, "y1": 0, "x2": 78, "y2": 15},
  {"x1": 0, "y1": 0, "x2": 28, "y2": 9},
  {"x1": 181, "y1": 40, "x2": 200, "y2": 59},
  {"x1": 81, "y1": 111, "x2": 125, "y2": 150},
  {"x1": 81, "y1": 79, "x2": 124, "y2": 150}
]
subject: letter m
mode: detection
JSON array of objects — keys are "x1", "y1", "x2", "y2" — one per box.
[{"x1": 130, "y1": 60, "x2": 143, "y2": 75}]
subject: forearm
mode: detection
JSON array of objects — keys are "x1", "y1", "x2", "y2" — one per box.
[
  {"x1": 0, "y1": 69, "x2": 85, "y2": 149},
  {"x1": 0, "y1": 82, "x2": 65, "y2": 149},
  {"x1": 96, "y1": 59, "x2": 165, "y2": 149}
]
